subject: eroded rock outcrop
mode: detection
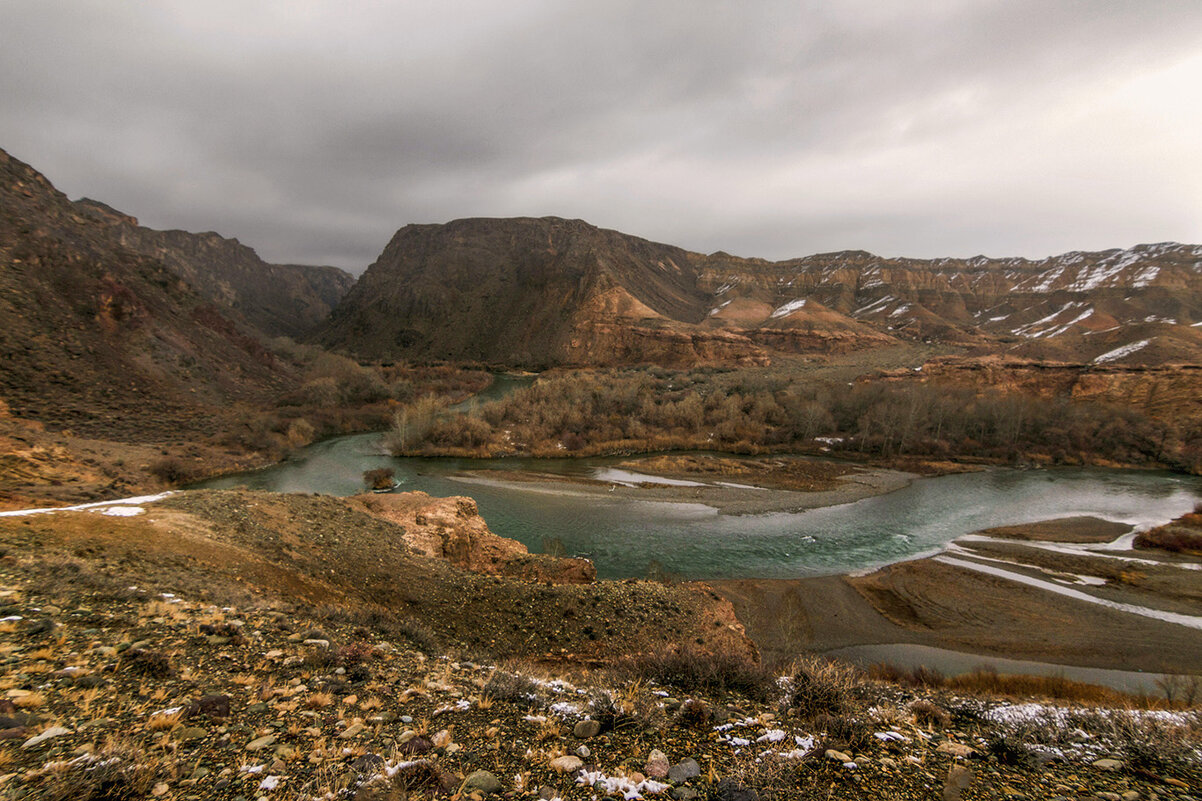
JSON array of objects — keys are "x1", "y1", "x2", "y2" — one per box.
[{"x1": 352, "y1": 491, "x2": 596, "y2": 584}]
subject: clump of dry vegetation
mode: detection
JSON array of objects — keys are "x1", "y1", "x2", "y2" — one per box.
[
  {"x1": 1135, "y1": 510, "x2": 1202, "y2": 554},
  {"x1": 613, "y1": 647, "x2": 777, "y2": 701}
]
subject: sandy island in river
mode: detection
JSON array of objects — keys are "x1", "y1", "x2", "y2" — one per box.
[{"x1": 448, "y1": 454, "x2": 921, "y2": 515}]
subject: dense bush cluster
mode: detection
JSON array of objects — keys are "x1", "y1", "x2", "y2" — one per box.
[{"x1": 394, "y1": 367, "x2": 1200, "y2": 471}]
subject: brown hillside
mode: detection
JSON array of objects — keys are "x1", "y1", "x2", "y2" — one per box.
[
  {"x1": 0, "y1": 148, "x2": 297, "y2": 441},
  {"x1": 74, "y1": 198, "x2": 355, "y2": 339}
]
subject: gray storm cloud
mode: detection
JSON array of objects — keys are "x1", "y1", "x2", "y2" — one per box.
[{"x1": 2, "y1": 0, "x2": 1200, "y2": 271}]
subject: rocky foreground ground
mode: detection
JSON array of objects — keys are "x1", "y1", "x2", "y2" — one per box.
[{"x1": 0, "y1": 561, "x2": 1199, "y2": 801}]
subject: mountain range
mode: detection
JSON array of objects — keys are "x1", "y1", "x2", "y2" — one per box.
[
  {"x1": 317, "y1": 216, "x2": 1202, "y2": 369},
  {"x1": 3, "y1": 144, "x2": 1201, "y2": 440}
]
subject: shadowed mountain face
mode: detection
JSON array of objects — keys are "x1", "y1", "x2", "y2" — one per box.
[
  {"x1": 317, "y1": 217, "x2": 1202, "y2": 368},
  {"x1": 0, "y1": 148, "x2": 296, "y2": 439},
  {"x1": 73, "y1": 198, "x2": 354, "y2": 340},
  {"x1": 317, "y1": 216, "x2": 743, "y2": 367}
]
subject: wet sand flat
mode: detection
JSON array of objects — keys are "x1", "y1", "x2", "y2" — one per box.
[{"x1": 708, "y1": 515, "x2": 1202, "y2": 675}]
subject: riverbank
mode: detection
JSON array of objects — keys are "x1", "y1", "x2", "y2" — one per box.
[{"x1": 708, "y1": 515, "x2": 1202, "y2": 684}]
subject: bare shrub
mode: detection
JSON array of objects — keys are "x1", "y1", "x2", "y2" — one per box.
[
  {"x1": 782, "y1": 656, "x2": 864, "y2": 720},
  {"x1": 363, "y1": 467, "x2": 395, "y2": 491},
  {"x1": 676, "y1": 698, "x2": 712, "y2": 728},
  {"x1": 909, "y1": 698, "x2": 951, "y2": 728},
  {"x1": 614, "y1": 648, "x2": 776, "y2": 701},
  {"x1": 148, "y1": 456, "x2": 196, "y2": 485},
  {"x1": 481, "y1": 671, "x2": 540, "y2": 704},
  {"x1": 1135, "y1": 525, "x2": 1202, "y2": 554},
  {"x1": 584, "y1": 685, "x2": 664, "y2": 732},
  {"x1": 121, "y1": 648, "x2": 171, "y2": 678}
]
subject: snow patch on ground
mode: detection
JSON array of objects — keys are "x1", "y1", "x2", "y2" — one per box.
[
  {"x1": 102, "y1": 506, "x2": 146, "y2": 517},
  {"x1": 1093, "y1": 339, "x2": 1150, "y2": 363},
  {"x1": 1131, "y1": 265, "x2": 1160, "y2": 287},
  {"x1": 577, "y1": 770, "x2": 669, "y2": 799},
  {"x1": 769, "y1": 298, "x2": 807, "y2": 319},
  {"x1": 0, "y1": 492, "x2": 175, "y2": 518}
]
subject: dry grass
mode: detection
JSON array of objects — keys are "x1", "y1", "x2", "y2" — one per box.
[
  {"x1": 305, "y1": 692, "x2": 334, "y2": 709},
  {"x1": 869, "y1": 662, "x2": 1174, "y2": 708},
  {"x1": 1134, "y1": 522, "x2": 1202, "y2": 554},
  {"x1": 146, "y1": 709, "x2": 182, "y2": 731},
  {"x1": 987, "y1": 705, "x2": 1202, "y2": 776},
  {"x1": 535, "y1": 717, "x2": 562, "y2": 742},
  {"x1": 13, "y1": 691, "x2": 46, "y2": 710},
  {"x1": 40, "y1": 740, "x2": 157, "y2": 801}
]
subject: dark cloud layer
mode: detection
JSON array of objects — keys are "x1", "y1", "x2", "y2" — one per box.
[{"x1": 3, "y1": 1, "x2": 1200, "y2": 271}]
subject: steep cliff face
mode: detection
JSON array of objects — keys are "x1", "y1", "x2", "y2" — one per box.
[
  {"x1": 319, "y1": 216, "x2": 1202, "y2": 368},
  {"x1": 73, "y1": 199, "x2": 355, "y2": 339},
  {"x1": 0, "y1": 148, "x2": 294, "y2": 439}
]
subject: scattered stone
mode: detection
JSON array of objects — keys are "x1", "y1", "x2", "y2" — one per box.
[
  {"x1": 245, "y1": 734, "x2": 277, "y2": 751},
  {"x1": 668, "y1": 758, "x2": 700, "y2": 784},
  {"x1": 399, "y1": 736, "x2": 432, "y2": 755},
  {"x1": 352, "y1": 753, "x2": 385, "y2": 774},
  {"x1": 573, "y1": 718, "x2": 602, "y2": 739},
  {"x1": 22, "y1": 725, "x2": 71, "y2": 749},
  {"x1": 1097, "y1": 793, "x2": 1122, "y2": 801},
  {"x1": 671, "y1": 789, "x2": 701, "y2": 801},
  {"x1": 936, "y1": 741, "x2": 977, "y2": 759},
  {"x1": 462, "y1": 770, "x2": 501, "y2": 795},
  {"x1": 548, "y1": 755, "x2": 583, "y2": 773},
  {"x1": 338, "y1": 721, "x2": 365, "y2": 739},
  {"x1": 185, "y1": 693, "x2": 231, "y2": 720},
  {"x1": 176, "y1": 726, "x2": 207, "y2": 743},
  {"x1": 1092, "y1": 758, "x2": 1124, "y2": 771},
  {"x1": 645, "y1": 748, "x2": 670, "y2": 779},
  {"x1": 943, "y1": 763, "x2": 973, "y2": 801},
  {"x1": 825, "y1": 749, "x2": 853, "y2": 763},
  {"x1": 710, "y1": 778, "x2": 759, "y2": 801},
  {"x1": 576, "y1": 745, "x2": 590, "y2": 758}
]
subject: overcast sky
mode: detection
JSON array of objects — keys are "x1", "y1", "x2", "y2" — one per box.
[{"x1": 3, "y1": 1, "x2": 1201, "y2": 272}]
